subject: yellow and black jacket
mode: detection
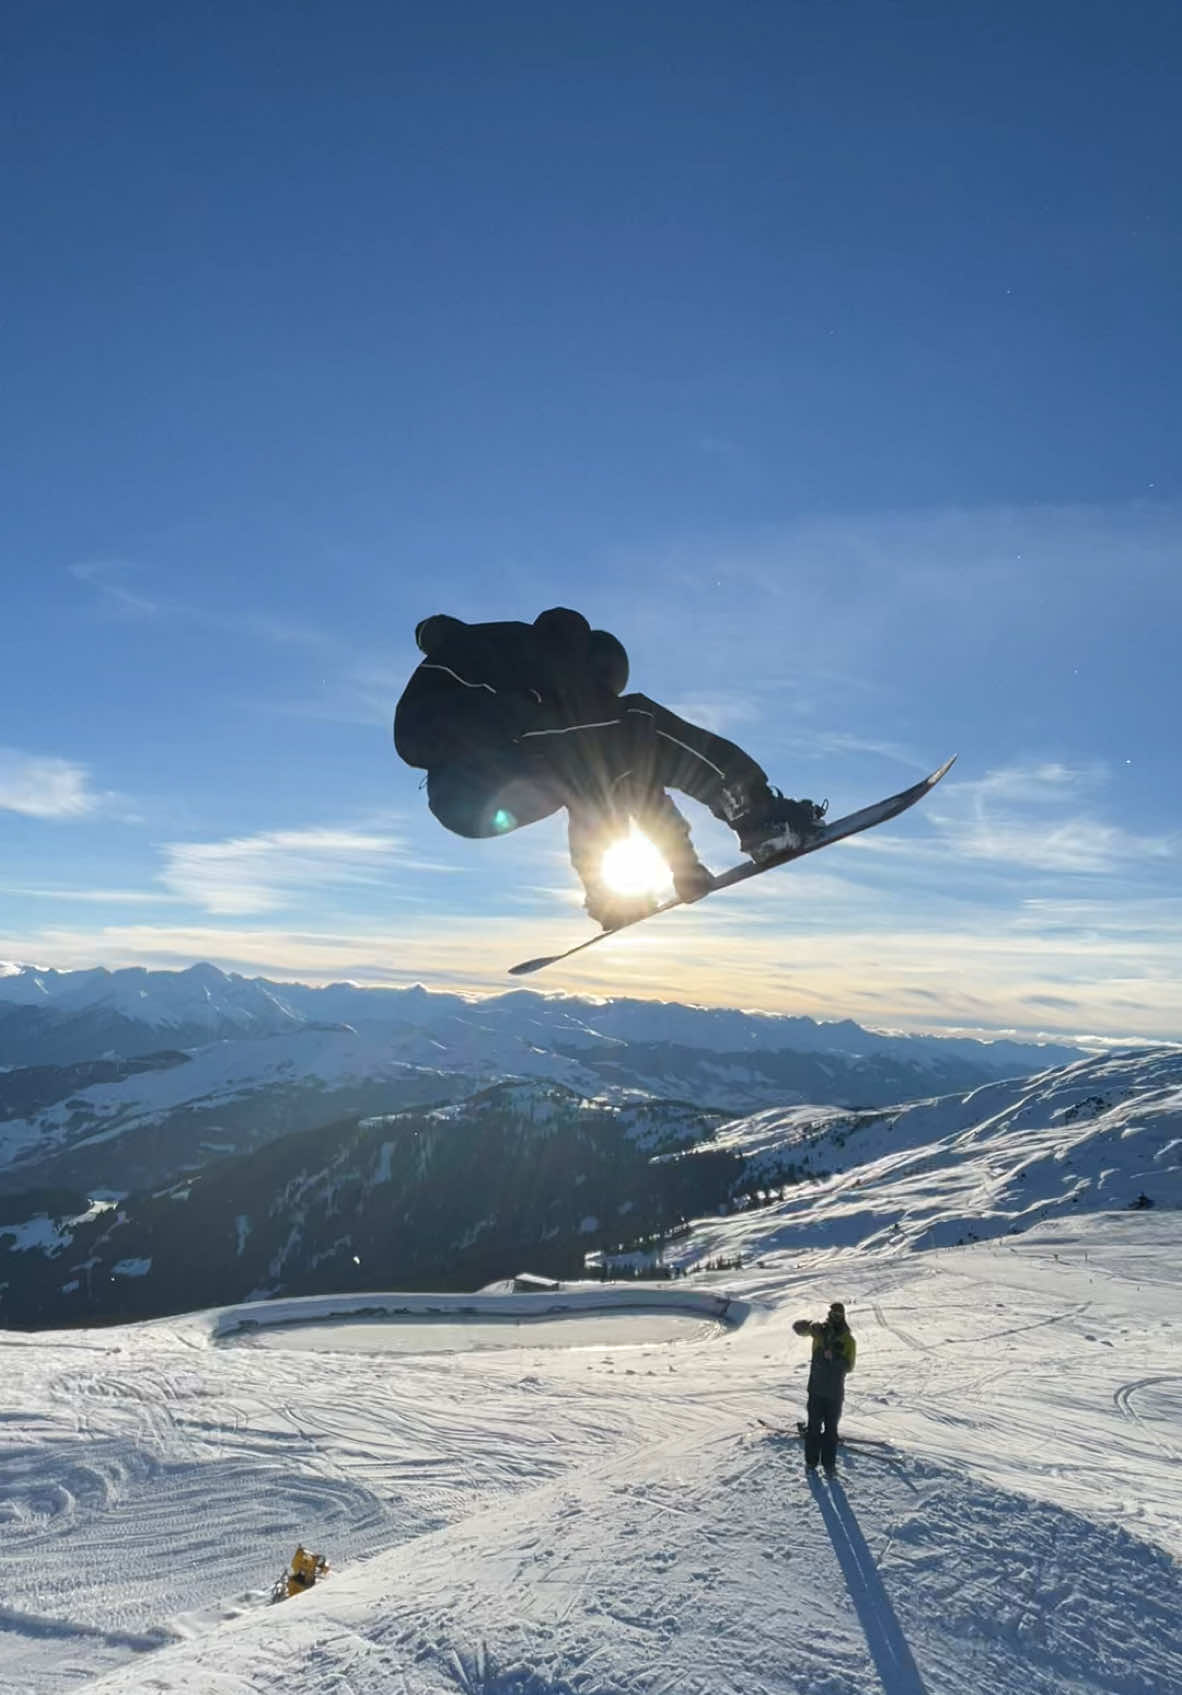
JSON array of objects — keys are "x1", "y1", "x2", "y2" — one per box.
[{"x1": 794, "y1": 1318, "x2": 856, "y2": 1400}]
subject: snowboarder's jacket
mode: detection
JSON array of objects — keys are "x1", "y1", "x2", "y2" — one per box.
[
  {"x1": 394, "y1": 608, "x2": 630, "y2": 769},
  {"x1": 793, "y1": 1317, "x2": 856, "y2": 1401}
]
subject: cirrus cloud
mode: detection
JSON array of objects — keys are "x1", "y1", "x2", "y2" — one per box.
[
  {"x1": 0, "y1": 750, "x2": 107, "y2": 819},
  {"x1": 159, "y1": 826, "x2": 417, "y2": 915}
]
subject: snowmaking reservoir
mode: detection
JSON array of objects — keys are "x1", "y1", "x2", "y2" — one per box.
[
  {"x1": 239, "y1": 1309, "x2": 720, "y2": 1353},
  {"x1": 216, "y1": 1286, "x2": 738, "y2": 1355}
]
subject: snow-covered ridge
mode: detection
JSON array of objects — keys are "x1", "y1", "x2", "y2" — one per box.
[
  {"x1": 0, "y1": 1026, "x2": 466, "y2": 1172},
  {"x1": 0, "y1": 964, "x2": 1095, "y2": 1193},
  {"x1": 5, "y1": 1047, "x2": 1177, "y2": 1340},
  {"x1": 381, "y1": 1077, "x2": 721, "y2": 1150},
  {"x1": 0, "y1": 960, "x2": 302, "y2": 1029},
  {"x1": 0, "y1": 960, "x2": 1086, "y2": 1067},
  {"x1": 0, "y1": 1026, "x2": 723, "y2": 1188},
  {"x1": 671, "y1": 1047, "x2": 1182, "y2": 1267}
]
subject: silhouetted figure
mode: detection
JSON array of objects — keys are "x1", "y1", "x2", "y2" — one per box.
[
  {"x1": 394, "y1": 608, "x2": 825, "y2": 929},
  {"x1": 793, "y1": 1300, "x2": 856, "y2": 1472}
]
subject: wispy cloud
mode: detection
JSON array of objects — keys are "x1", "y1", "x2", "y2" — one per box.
[
  {"x1": 265, "y1": 659, "x2": 406, "y2": 728},
  {"x1": 697, "y1": 433, "x2": 749, "y2": 467},
  {"x1": 0, "y1": 886, "x2": 184, "y2": 905},
  {"x1": 69, "y1": 561, "x2": 159, "y2": 617},
  {"x1": 159, "y1": 826, "x2": 420, "y2": 915},
  {"x1": 662, "y1": 694, "x2": 763, "y2": 736},
  {"x1": 803, "y1": 731, "x2": 927, "y2": 768},
  {"x1": 613, "y1": 500, "x2": 1182, "y2": 724},
  {"x1": 928, "y1": 761, "x2": 1178, "y2": 874},
  {"x1": 71, "y1": 559, "x2": 349, "y2": 660},
  {"x1": 0, "y1": 750, "x2": 110, "y2": 819},
  {"x1": 6, "y1": 903, "x2": 1181, "y2": 1044}
]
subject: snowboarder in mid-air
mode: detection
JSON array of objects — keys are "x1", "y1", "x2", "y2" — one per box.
[
  {"x1": 793, "y1": 1301, "x2": 856, "y2": 1473},
  {"x1": 393, "y1": 607, "x2": 826, "y2": 930}
]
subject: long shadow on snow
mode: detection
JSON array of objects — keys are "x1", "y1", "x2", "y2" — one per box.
[{"x1": 807, "y1": 1472, "x2": 929, "y2": 1695}]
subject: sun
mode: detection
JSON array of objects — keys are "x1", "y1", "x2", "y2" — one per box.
[{"x1": 600, "y1": 826, "x2": 675, "y2": 898}]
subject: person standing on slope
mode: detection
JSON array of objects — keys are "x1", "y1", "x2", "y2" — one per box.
[
  {"x1": 393, "y1": 607, "x2": 826, "y2": 931},
  {"x1": 793, "y1": 1301, "x2": 856, "y2": 1472}
]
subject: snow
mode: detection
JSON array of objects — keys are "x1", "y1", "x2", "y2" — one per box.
[
  {"x1": 0, "y1": 1214, "x2": 69, "y2": 1253},
  {"x1": 1, "y1": 1212, "x2": 1178, "y2": 1695},
  {"x1": 0, "y1": 966, "x2": 1097, "y2": 1188},
  {"x1": 2, "y1": 1041, "x2": 1180, "y2": 1693},
  {"x1": 0, "y1": 960, "x2": 1085, "y2": 1068},
  {"x1": 0, "y1": 1028, "x2": 468, "y2": 1169},
  {"x1": 0, "y1": 963, "x2": 301, "y2": 1030},
  {"x1": 0, "y1": 1192, "x2": 116, "y2": 1257},
  {"x1": 674, "y1": 1048, "x2": 1182, "y2": 1265}
]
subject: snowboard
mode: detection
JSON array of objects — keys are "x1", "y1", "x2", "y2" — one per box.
[
  {"x1": 509, "y1": 755, "x2": 956, "y2": 976},
  {"x1": 756, "y1": 1417, "x2": 891, "y2": 1451}
]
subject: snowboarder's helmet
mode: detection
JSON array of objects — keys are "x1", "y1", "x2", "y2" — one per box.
[
  {"x1": 828, "y1": 1301, "x2": 846, "y2": 1319},
  {"x1": 533, "y1": 607, "x2": 592, "y2": 643},
  {"x1": 415, "y1": 614, "x2": 464, "y2": 655},
  {"x1": 588, "y1": 629, "x2": 629, "y2": 694}
]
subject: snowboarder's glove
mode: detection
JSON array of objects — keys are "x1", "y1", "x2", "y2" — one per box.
[
  {"x1": 792, "y1": 1319, "x2": 813, "y2": 1335},
  {"x1": 671, "y1": 860, "x2": 713, "y2": 903},
  {"x1": 583, "y1": 886, "x2": 658, "y2": 932}
]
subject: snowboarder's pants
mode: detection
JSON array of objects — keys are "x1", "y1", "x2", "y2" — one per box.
[
  {"x1": 804, "y1": 1392, "x2": 842, "y2": 1469},
  {"x1": 425, "y1": 693, "x2": 767, "y2": 839}
]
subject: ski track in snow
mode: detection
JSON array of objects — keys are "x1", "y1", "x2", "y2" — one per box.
[{"x1": 0, "y1": 1211, "x2": 1178, "y2": 1694}]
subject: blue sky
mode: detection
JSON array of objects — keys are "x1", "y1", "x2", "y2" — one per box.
[{"x1": 2, "y1": 1, "x2": 1179, "y2": 1041}]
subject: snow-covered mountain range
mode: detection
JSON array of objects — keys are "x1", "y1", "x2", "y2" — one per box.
[
  {"x1": 3, "y1": 1039, "x2": 1178, "y2": 1333},
  {"x1": 0, "y1": 960, "x2": 1084, "y2": 1073},
  {"x1": 0, "y1": 962, "x2": 1087, "y2": 1194},
  {"x1": 0, "y1": 1076, "x2": 736, "y2": 1326}
]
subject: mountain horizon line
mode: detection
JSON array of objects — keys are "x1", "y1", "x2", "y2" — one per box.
[{"x1": 0, "y1": 956, "x2": 1165, "y2": 1056}]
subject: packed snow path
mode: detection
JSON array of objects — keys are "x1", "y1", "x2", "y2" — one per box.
[{"x1": 1, "y1": 1215, "x2": 1179, "y2": 1694}]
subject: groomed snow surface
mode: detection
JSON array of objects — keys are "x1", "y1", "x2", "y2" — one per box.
[{"x1": 2, "y1": 1212, "x2": 1179, "y2": 1695}]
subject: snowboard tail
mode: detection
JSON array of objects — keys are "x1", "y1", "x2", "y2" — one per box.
[{"x1": 509, "y1": 756, "x2": 956, "y2": 976}]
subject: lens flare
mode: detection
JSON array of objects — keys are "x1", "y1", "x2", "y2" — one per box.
[{"x1": 600, "y1": 827, "x2": 673, "y2": 897}]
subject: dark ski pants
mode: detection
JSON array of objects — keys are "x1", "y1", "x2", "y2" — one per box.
[
  {"x1": 425, "y1": 692, "x2": 767, "y2": 840},
  {"x1": 804, "y1": 1392, "x2": 843, "y2": 1470}
]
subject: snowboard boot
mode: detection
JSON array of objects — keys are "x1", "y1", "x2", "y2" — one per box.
[{"x1": 718, "y1": 780, "x2": 828, "y2": 864}]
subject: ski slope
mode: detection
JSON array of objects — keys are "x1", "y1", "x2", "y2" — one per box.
[
  {"x1": 2, "y1": 1211, "x2": 1179, "y2": 1695},
  {"x1": 671, "y1": 1046, "x2": 1182, "y2": 1261}
]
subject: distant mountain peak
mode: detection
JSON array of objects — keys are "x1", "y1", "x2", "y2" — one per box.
[{"x1": 0, "y1": 961, "x2": 1096, "y2": 1073}]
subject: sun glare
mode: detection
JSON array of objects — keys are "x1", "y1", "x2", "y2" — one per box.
[{"x1": 600, "y1": 827, "x2": 674, "y2": 897}]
